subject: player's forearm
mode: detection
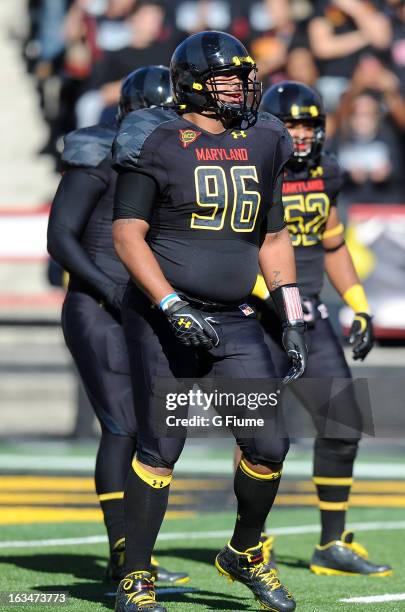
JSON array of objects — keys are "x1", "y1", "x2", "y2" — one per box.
[
  {"x1": 259, "y1": 227, "x2": 297, "y2": 291},
  {"x1": 47, "y1": 227, "x2": 116, "y2": 297},
  {"x1": 113, "y1": 220, "x2": 173, "y2": 304},
  {"x1": 48, "y1": 170, "x2": 116, "y2": 298},
  {"x1": 259, "y1": 228, "x2": 306, "y2": 377},
  {"x1": 325, "y1": 245, "x2": 362, "y2": 299}
]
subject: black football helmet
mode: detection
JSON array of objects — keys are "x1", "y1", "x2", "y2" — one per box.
[
  {"x1": 117, "y1": 65, "x2": 173, "y2": 121},
  {"x1": 170, "y1": 31, "x2": 262, "y2": 128},
  {"x1": 260, "y1": 81, "x2": 325, "y2": 165}
]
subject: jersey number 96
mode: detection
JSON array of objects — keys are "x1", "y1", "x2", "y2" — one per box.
[{"x1": 192, "y1": 166, "x2": 261, "y2": 232}]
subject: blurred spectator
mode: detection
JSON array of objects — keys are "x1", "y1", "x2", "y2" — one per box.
[
  {"x1": 338, "y1": 54, "x2": 405, "y2": 129},
  {"x1": 285, "y1": 46, "x2": 319, "y2": 87},
  {"x1": 249, "y1": 0, "x2": 295, "y2": 81},
  {"x1": 238, "y1": 0, "x2": 313, "y2": 89},
  {"x1": 387, "y1": 0, "x2": 405, "y2": 95},
  {"x1": 243, "y1": 1, "x2": 299, "y2": 85},
  {"x1": 309, "y1": 0, "x2": 392, "y2": 112},
  {"x1": 98, "y1": 0, "x2": 139, "y2": 47},
  {"x1": 36, "y1": 0, "x2": 67, "y2": 74},
  {"x1": 76, "y1": 0, "x2": 178, "y2": 127},
  {"x1": 24, "y1": 0, "x2": 405, "y2": 196},
  {"x1": 63, "y1": 0, "x2": 138, "y2": 78},
  {"x1": 333, "y1": 91, "x2": 404, "y2": 203},
  {"x1": 175, "y1": 1, "x2": 232, "y2": 35},
  {"x1": 285, "y1": 14, "x2": 319, "y2": 88}
]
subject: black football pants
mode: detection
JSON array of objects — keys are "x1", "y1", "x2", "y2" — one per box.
[
  {"x1": 62, "y1": 291, "x2": 137, "y2": 437},
  {"x1": 122, "y1": 283, "x2": 290, "y2": 469},
  {"x1": 260, "y1": 307, "x2": 362, "y2": 449}
]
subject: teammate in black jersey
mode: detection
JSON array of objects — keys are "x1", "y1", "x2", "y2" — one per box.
[
  {"x1": 47, "y1": 66, "x2": 188, "y2": 586},
  {"x1": 252, "y1": 81, "x2": 391, "y2": 577},
  {"x1": 112, "y1": 31, "x2": 308, "y2": 612}
]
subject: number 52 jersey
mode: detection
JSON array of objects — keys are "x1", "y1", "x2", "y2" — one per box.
[
  {"x1": 113, "y1": 107, "x2": 293, "y2": 304},
  {"x1": 282, "y1": 153, "x2": 344, "y2": 298}
]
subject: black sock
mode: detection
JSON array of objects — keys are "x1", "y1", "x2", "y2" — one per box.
[
  {"x1": 318, "y1": 508, "x2": 348, "y2": 545},
  {"x1": 95, "y1": 432, "x2": 136, "y2": 551},
  {"x1": 230, "y1": 459, "x2": 282, "y2": 552},
  {"x1": 313, "y1": 438, "x2": 358, "y2": 545},
  {"x1": 124, "y1": 459, "x2": 171, "y2": 573}
]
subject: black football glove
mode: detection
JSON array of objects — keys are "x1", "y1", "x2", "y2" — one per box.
[
  {"x1": 165, "y1": 300, "x2": 220, "y2": 349},
  {"x1": 282, "y1": 322, "x2": 308, "y2": 385},
  {"x1": 349, "y1": 312, "x2": 374, "y2": 361}
]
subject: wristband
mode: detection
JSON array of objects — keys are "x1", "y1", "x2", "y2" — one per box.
[
  {"x1": 343, "y1": 283, "x2": 370, "y2": 315},
  {"x1": 271, "y1": 284, "x2": 304, "y2": 325},
  {"x1": 323, "y1": 222, "x2": 344, "y2": 240},
  {"x1": 159, "y1": 292, "x2": 180, "y2": 311}
]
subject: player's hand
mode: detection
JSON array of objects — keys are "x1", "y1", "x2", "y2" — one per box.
[
  {"x1": 165, "y1": 300, "x2": 220, "y2": 349},
  {"x1": 282, "y1": 322, "x2": 308, "y2": 384},
  {"x1": 349, "y1": 312, "x2": 374, "y2": 361}
]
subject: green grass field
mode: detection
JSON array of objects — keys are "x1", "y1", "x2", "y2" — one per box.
[
  {"x1": 0, "y1": 442, "x2": 404, "y2": 611},
  {"x1": 1, "y1": 506, "x2": 404, "y2": 612}
]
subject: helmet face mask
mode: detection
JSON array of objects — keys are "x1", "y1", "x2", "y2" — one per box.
[
  {"x1": 118, "y1": 65, "x2": 173, "y2": 122},
  {"x1": 285, "y1": 120, "x2": 318, "y2": 161},
  {"x1": 171, "y1": 31, "x2": 262, "y2": 128},
  {"x1": 260, "y1": 81, "x2": 326, "y2": 167},
  {"x1": 204, "y1": 69, "x2": 262, "y2": 127}
]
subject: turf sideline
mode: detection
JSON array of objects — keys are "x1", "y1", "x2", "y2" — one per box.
[
  {"x1": 340, "y1": 593, "x2": 405, "y2": 604},
  {"x1": 1, "y1": 520, "x2": 405, "y2": 549}
]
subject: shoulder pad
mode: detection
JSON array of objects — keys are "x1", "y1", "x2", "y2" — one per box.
[
  {"x1": 62, "y1": 124, "x2": 116, "y2": 168},
  {"x1": 321, "y1": 151, "x2": 342, "y2": 178},
  {"x1": 257, "y1": 112, "x2": 294, "y2": 168},
  {"x1": 257, "y1": 111, "x2": 286, "y2": 133},
  {"x1": 113, "y1": 107, "x2": 178, "y2": 169}
]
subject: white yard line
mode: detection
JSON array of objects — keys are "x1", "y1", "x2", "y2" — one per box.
[
  {"x1": 0, "y1": 455, "x2": 404, "y2": 477},
  {"x1": 340, "y1": 593, "x2": 405, "y2": 604},
  {"x1": 1, "y1": 520, "x2": 405, "y2": 549}
]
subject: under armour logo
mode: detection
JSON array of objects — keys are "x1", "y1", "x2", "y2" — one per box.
[
  {"x1": 310, "y1": 165, "x2": 323, "y2": 178},
  {"x1": 178, "y1": 317, "x2": 191, "y2": 328},
  {"x1": 231, "y1": 130, "x2": 247, "y2": 139},
  {"x1": 152, "y1": 479, "x2": 164, "y2": 488}
]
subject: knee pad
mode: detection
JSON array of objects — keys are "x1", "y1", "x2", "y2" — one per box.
[
  {"x1": 241, "y1": 436, "x2": 290, "y2": 468},
  {"x1": 136, "y1": 438, "x2": 185, "y2": 470}
]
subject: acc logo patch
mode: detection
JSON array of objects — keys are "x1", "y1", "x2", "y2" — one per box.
[{"x1": 179, "y1": 129, "x2": 202, "y2": 149}]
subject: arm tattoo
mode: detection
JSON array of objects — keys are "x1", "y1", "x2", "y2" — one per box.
[{"x1": 270, "y1": 270, "x2": 282, "y2": 290}]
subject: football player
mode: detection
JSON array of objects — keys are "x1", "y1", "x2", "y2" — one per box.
[
  {"x1": 251, "y1": 81, "x2": 391, "y2": 577},
  {"x1": 112, "y1": 31, "x2": 308, "y2": 612},
  {"x1": 47, "y1": 66, "x2": 188, "y2": 585}
]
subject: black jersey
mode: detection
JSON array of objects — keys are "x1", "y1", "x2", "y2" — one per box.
[
  {"x1": 113, "y1": 108, "x2": 292, "y2": 303},
  {"x1": 60, "y1": 124, "x2": 129, "y2": 291},
  {"x1": 282, "y1": 152, "x2": 343, "y2": 297}
]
